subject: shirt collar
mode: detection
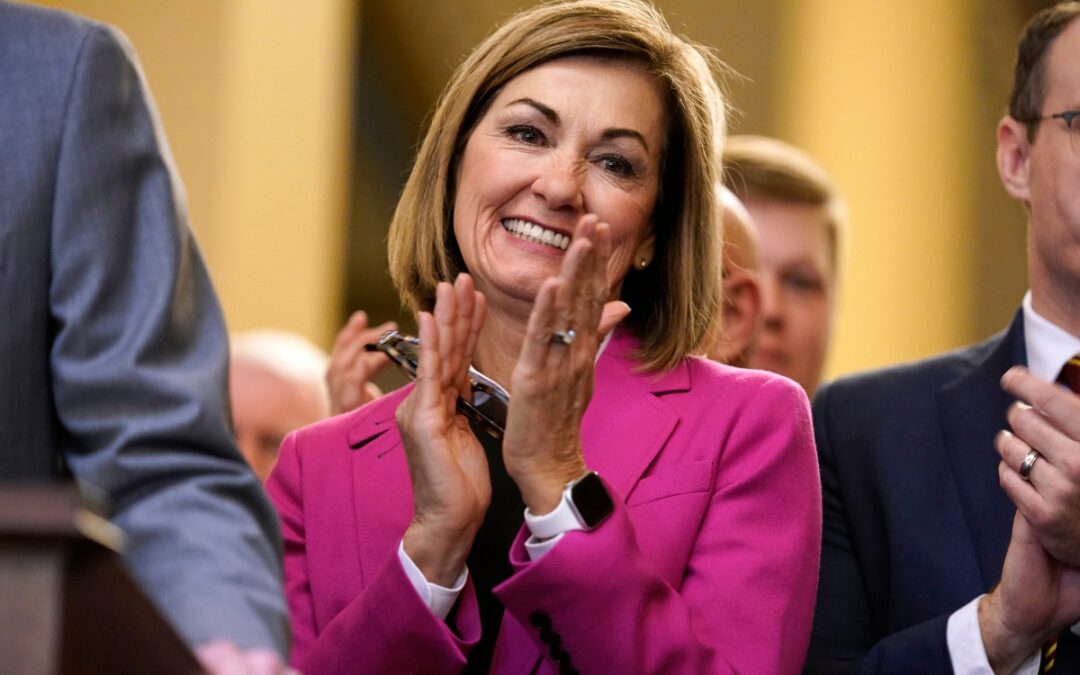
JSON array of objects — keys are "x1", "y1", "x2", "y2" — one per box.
[{"x1": 1022, "y1": 290, "x2": 1080, "y2": 382}]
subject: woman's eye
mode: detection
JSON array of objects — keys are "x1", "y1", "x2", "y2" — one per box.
[
  {"x1": 598, "y1": 154, "x2": 635, "y2": 177},
  {"x1": 504, "y1": 124, "x2": 545, "y2": 145}
]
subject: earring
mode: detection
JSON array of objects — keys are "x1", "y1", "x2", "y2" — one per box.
[{"x1": 637, "y1": 256, "x2": 649, "y2": 270}]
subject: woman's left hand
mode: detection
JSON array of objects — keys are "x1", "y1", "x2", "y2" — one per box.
[{"x1": 503, "y1": 214, "x2": 631, "y2": 514}]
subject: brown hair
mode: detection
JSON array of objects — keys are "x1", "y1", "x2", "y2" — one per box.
[
  {"x1": 1009, "y1": 1, "x2": 1080, "y2": 141},
  {"x1": 722, "y1": 135, "x2": 846, "y2": 280},
  {"x1": 387, "y1": 0, "x2": 728, "y2": 372}
]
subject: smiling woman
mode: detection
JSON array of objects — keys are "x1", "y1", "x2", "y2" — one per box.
[{"x1": 265, "y1": 1, "x2": 823, "y2": 674}]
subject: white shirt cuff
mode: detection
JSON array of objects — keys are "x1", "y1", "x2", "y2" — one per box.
[
  {"x1": 397, "y1": 540, "x2": 467, "y2": 620},
  {"x1": 523, "y1": 491, "x2": 586, "y2": 561},
  {"x1": 947, "y1": 595, "x2": 1040, "y2": 675},
  {"x1": 524, "y1": 531, "x2": 565, "y2": 560}
]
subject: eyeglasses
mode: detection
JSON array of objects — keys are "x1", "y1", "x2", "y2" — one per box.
[
  {"x1": 365, "y1": 330, "x2": 509, "y2": 439},
  {"x1": 1025, "y1": 109, "x2": 1080, "y2": 154}
]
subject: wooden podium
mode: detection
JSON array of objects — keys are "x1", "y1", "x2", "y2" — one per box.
[{"x1": 0, "y1": 483, "x2": 204, "y2": 674}]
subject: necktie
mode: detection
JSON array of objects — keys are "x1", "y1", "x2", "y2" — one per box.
[
  {"x1": 1040, "y1": 354, "x2": 1080, "y2": 672},
  {"x1": 1059, "y1": 354, "x2": 1080, "y2": 393}
]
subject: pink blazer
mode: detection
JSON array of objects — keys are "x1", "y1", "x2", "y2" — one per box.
[{"x1": 267, "y1": 331, "x2": 821, "y2": 674}]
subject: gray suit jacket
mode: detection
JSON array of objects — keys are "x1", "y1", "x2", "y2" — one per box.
[{"x1": 0, "y1": 1, "x2": 288, "y2": 654}]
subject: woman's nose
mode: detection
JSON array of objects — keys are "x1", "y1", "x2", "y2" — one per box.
[{"x1": 531, "y1": 153, "x2": 585, "y2": 211}]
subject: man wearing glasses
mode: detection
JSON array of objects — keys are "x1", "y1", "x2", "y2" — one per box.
[{"x1": 807, "y1": 3, "x2": 1080, "y2": 673}]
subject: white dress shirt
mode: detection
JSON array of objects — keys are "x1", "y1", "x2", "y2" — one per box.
[{"x1": 946, "y1": 291, "x2": 1080, "y2": 674}]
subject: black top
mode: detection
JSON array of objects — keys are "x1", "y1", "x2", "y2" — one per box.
[{"x1": 462, "y1": 419, "x2": 525, "y2": 673}]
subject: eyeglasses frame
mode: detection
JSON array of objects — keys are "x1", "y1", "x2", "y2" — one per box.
[{"x1": 1020, "y1": 109, "x2": 1080, "y2": 129}]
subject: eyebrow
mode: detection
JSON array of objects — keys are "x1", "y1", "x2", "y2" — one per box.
[
  {"x1": 506, "y1": 97, "x2": 651, "y2": 153},
  {"x1": 600, "y1": 128, "x2": 649, "y2": 152}
]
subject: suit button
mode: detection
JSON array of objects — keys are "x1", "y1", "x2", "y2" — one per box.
[
  {"x1": 540, "y1": 628, "x2": 561, "y2": 649},
  {"x1": 529, "y1": 610, "x2": 552, "y2": 630},
  {"x1": 557, "y1": 648, "x2": 583, "y2": 673}
]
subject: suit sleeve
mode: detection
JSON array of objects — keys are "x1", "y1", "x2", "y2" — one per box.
[
  {"x1": 805, "y1": 383, "x2": 952, "y2": 674},
  {"x1": 495, "y1": 376, "x2": 822, "y2": 674},
  {"x1": 267, "y1": 432, "x2": 481, "y2": 674},
  {"x1": 49, "y1": 24, "x2": 289, "y2": 653}
]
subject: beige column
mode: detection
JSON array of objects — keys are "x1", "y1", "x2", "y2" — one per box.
[
  {"x1": 34, "y1": 0, "x2": 359, "y2": 348},
  {"x1": 209, "y1": 0, "x2": 357, "y2": 346},
  {"x1": 775, "y1": 0, "x2": 979, "y2": 378}
]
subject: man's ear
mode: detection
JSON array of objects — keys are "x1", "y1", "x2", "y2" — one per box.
[
  {"x1": 719, "y1": 270, "x2": 762, "y2": 366},
  {"x1": 997, "y1": 116, "x2": 1032, "y2": 204}
]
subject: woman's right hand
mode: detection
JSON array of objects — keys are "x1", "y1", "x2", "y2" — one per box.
[{"x1": 397, "y1": 274, "x2": 489, "y2": 586}]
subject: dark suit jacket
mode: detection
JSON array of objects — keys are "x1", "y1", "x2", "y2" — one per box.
[
  {"x1": 805, "y1": 312, "x2": 1025, "y2": 674},
  {"x1": 0, "y1": 1, "x2": 287, "y2": 653}
]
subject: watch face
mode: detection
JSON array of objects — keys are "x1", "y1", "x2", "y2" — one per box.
[{"x1": 571, "y1": 472, "x2": 614, "y2": 529}]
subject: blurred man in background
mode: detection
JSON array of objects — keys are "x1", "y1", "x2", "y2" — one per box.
[
  {"x1": 231, "y1": 312, "x2": 395, "y2": 481},
  {"x1": 723, "y1": 135, "x2": 845, "y2": 397},
  {"x1": 231, "y1": 331, "x2": 333, "y2": 482},
  {"x1": 703, "y1": 186, "x2": 763, "y2": 367}
]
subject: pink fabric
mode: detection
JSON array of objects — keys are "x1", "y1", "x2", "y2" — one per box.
[{"x1": 266, "y1": 330, "x2": 821, "y2": 674}]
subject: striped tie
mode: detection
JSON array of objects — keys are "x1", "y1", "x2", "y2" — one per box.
[{"x1": 1041, "y1": 354, "x2": 1080, "y2": 672}]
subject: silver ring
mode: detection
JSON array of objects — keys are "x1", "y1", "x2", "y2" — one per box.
[
  {"x1": 1020, "y1": 449, "x2": 1041, "y2": 482},
  {"x1": 551, "y1": 329, "x2": 576, "y2": 346}
]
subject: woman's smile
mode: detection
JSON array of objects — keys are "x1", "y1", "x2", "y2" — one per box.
[{"x1": 500, "y1": 217, "x2": 572, "y2": 251}]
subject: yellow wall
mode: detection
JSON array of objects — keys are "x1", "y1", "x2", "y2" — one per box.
[
  {"x1": 777, "y1": 0, "x2": 979, "y2": 378},
  {"x1": 33, "y1": 0, "x2": 358, "y2": 348},
  {"x1": 31, "y1": 0, "x2": 1016, "y2": 375}
]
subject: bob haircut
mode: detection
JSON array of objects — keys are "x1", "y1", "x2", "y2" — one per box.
[{"x1": 388, "y1": 0, "x2": 728, "y2": 372}]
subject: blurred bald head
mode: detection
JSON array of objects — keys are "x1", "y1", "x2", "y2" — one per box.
[
  {"x1": 720, "y1": 186, "x2": 761, "y2": 281},
  {"x1": 230, "y1": 330, "x2": 331, "y2": 481},
  {"x1": 704, "y1": 186, "x2": 763, "y2": 367}
]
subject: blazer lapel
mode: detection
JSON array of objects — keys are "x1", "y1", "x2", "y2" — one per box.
[
  {"x1": 939, "y1": 311, "x2": 1026, "y2": 587},
  {"x1": 581, "y1": 331, "x2": 685, "y2": 504},
  {"x1": 346, "y1": 386, "x2": 415, "y2": 587}
]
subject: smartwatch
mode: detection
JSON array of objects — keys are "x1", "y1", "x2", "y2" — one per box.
[{"x1": 526, "y1": 471, "x2": 614, "y2": 540}]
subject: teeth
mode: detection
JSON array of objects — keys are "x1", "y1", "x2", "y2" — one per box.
[{"x1": 501, "y1": 218, "x2": 569, "y2": 250}]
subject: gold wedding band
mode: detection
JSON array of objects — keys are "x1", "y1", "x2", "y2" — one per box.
[{"x1": 1019, "y1": 449, "x2": 1041, "y2": 482}]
